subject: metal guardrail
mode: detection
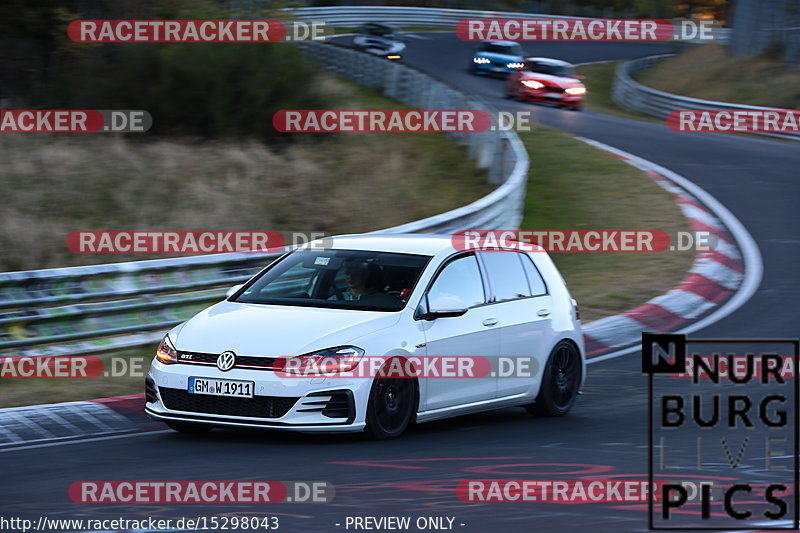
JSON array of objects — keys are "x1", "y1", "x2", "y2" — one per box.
[
  {"x1": 284, "y1": 6, "x2": 730, "y2": 42},
  {"x1": 612, "y1": 54, "x2": 798, "y2": 141},
  {"x1": 283, "y1": 6, "x2": 573, "y2": 27},
  {"x1": 0, "y1": 40, "x2": 529, "y2": 357}
]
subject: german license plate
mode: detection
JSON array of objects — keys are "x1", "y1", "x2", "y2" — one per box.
[{"x1": 188, "y1": 377, "x2": 254, "y2": 398}]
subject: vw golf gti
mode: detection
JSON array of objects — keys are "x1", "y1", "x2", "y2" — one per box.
[{"x1": 145, "y1": 234, "x2": 585, "y2": 439}]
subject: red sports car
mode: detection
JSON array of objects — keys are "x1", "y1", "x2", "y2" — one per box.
[{"x1": 506, "y1": 57, "x2": 586, "y2": 110}]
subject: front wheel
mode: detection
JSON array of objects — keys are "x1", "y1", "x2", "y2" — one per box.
[
  {"x1": 527, "y1": 341, "x2": 581, "y2": 417},
  {"x1": 365, "y1": 372, "x2": 417, "y2": 440}
]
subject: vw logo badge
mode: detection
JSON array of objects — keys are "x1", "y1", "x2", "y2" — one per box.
[{"x1": 216, "y1": 351, "x2": 236, "y2": 372}]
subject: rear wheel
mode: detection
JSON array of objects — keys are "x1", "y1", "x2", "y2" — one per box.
[
  {"x1": 527, "y1": 341, "x2": 581, "y2": 417},
  {"x1": 365, "y1": 370, "x2": 417, "y2": 440},
  {"x1": 165, "y1": 421, "x2": 212, "y2": 433}
]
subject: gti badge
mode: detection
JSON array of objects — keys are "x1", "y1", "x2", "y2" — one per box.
[{"x1": 216, "y1": 351, "x2": 236, "y2": 372}]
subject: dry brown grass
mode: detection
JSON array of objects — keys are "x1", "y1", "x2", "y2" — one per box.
[
  {"x1": 0, "y1": 79, "x2": 490, "y2": 271},
  {"x1": 637, "y1": 44, "x2": 800, "y2": 108}
]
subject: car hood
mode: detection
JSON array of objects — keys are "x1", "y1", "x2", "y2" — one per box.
[
  {"x1": 520, "y1": 72, "x2": 583, "y2": 88},
  {"x1": 173, "y1": 300, "x2": 402, "y2": 357},
  {"x1": 475, "y1": 51, "x2": 523, "y2": 62}
]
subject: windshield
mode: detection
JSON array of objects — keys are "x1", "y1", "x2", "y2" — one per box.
[
  {"x1": 481, "y1": 43, "x2": 523, "y2": 56},
  {"x1": 234, "y1": 249, "x2": 431, "y2": 311},
  {"x1": 361, "y1": 24, "x2": 396, "y2": 37},
  {"x1": 526, "y1": 61, "x2": 574, "y2": 78}
]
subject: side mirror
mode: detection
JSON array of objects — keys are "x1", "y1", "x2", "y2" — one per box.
[
  {"x1": 226, "y1": 284, "x2": 244, "y2": 299},
  {"x1": 424, "y1": 294, "x2": 469, "y2": 320}
]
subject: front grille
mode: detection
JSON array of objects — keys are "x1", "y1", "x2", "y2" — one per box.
[
  {"x1": 297, "y1": 390, "x2": 355, "y2": 422},
  {"x1": 544, "y1": 86, "x2": 566, "y2": 93},
  {"x1": 159, "y1": 387, "x2": 298, "y2": 418},
  {"x1": 237, "y1": 355, "x2": 279, "y2": 368},
  {"x1": 322, "y1": 392, "x2": 353, "y2": 419},
  {"x1": 177, "y1": 351, "x2": 278, "y2": 370}
]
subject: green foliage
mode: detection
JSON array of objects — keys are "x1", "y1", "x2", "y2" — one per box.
[{"x1": 2, "y1": 1, "x2": 327, "y2": 141}]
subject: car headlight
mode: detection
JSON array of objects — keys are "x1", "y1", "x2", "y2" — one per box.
[
  {"x1": 507, "y1": 62, "x2": 524, "y2": 69},
  {"x1": 155, "y1": 335, "x2": 178, "y2": 364},
  {"x1": 473, "y1": 57, "x2": 490, "y2": 64},
  {"x1": 278, "y1": 346, "x2": 365, "y2": 375},
  {"x1": 521, "y1": 80, "x2": 544, "y2": 89},
  {"x1": 566, "y1": 86, "x2": 586, "y2": 95}
]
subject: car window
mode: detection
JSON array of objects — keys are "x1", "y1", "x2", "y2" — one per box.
[
  {"x1": 480, "y1": 251, "x2": 530, "y2": 302},
  {"x1": 525, "y1": 61, "x2": 573, "y2": 78},
  {"x1": 482, "y1": 43, "x2": 522, "y2": 56},
  {"x1": 519, "y1": 254, "x2": 547, "y2": 296},
  {"x1": 427, "y1": 255, "x2": 485, "y2": 308},
  {"x1": 362, "y1": 24, "x2": 394, "y2": 37},
  {"x1": 235, "y1": 249, "x2": 430, "y2": 312}
]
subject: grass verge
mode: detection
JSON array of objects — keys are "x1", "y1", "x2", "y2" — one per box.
[
  {"x1": 636, "y1": 44, "x2": 800, "y2": 108},
  {"x1": 577, "y1": 61, "x2": 659, "y2": 121},
  {"x1": 519, "y1": 125, "x2": 693, "y2": 322},
  {"x1": 0, "y1": 349, "x2": 150, "y2": 408}
]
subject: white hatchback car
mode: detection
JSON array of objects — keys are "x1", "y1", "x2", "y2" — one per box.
[{"x1": 145, "y1": 234, "x2": 585, "y2": 439}]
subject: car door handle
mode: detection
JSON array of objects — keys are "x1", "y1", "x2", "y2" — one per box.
[
  {"x1": 537, "y1": 309, "x2": 551, "y2": 317},
  {"x1": 482, "y1": 318, "x2": 498, "y2": 327}
]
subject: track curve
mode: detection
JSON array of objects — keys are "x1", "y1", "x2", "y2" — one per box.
[{"x1": 3, "y1": 36, "x2": 799, "y2": 533}]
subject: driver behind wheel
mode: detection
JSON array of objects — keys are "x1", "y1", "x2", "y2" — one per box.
[{"x1": 337, "y1": 260, "x2": 400, "y2": 306}]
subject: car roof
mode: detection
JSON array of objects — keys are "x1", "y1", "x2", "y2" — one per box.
[
  {"x1": 302, "y1": 234, "x2": 456, "y2": 256},
  {"x1": 298, "y1": 233, "x2": 540, "y2": 257},
  {"x1": 298, "y1": 233, "x2": 462, "y2": 256},
  {"x1": 484, "y1": 40, "x2": 519, "y2": 46},
  {"x1": 524, "y1": 57, "x2": 572, "y2": 67},
  {"x1": 362, "y1": 22, "x2": 394, "y2": 29}
]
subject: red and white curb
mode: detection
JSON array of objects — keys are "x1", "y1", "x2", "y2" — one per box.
[
  {"x1": 0, "y1": 394, "x2": 155, "y2": 449},
  {"x1": 0, "y1": 140, "x2": 762, "y2": 447},
  {"x1": 579, "y1": 138, "x2": 761, "y2": 360}
]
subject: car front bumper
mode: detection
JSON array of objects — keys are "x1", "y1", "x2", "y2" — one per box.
[
  {"x1": 519, "y1": 88, "x2": 584, "y2": 106},
  {"x1": 473, "y1": 62, "x2": 516, "y2": 75},
  {"x1": 145, "y1": 359, "x2": 373, "y2": 433}
]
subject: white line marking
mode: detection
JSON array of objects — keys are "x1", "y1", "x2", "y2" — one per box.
[
  {"x1": 0, "y1": 423, "x2": 23, "y2": 443},
  {"x1": 38, "y1": 409, "x2": 82, "y2": 432},
  {"x1": 72, "y1": 407, "x2": 115, "y2": 432},
  {"x1": 6, "y1": 412, "x2": 55, "y2": 438},
  {"x1": 0, "y1": 430, "x2": 172, "y2": 453}
]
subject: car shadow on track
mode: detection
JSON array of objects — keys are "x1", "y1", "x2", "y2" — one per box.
[{"x1": 150, "y1": 406, "x2": 582, "y2": 447}]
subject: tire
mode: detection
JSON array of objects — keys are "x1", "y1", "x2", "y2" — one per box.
[
  {"x1": 165, "y1": 420, "x2": 212, "y2": 433},
  {"x1": 527, "y1": 341, "x2": 581, "y2": 417},
  {"x1": 364, "y1": 367, "x2": 417, "y2": 440}
]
